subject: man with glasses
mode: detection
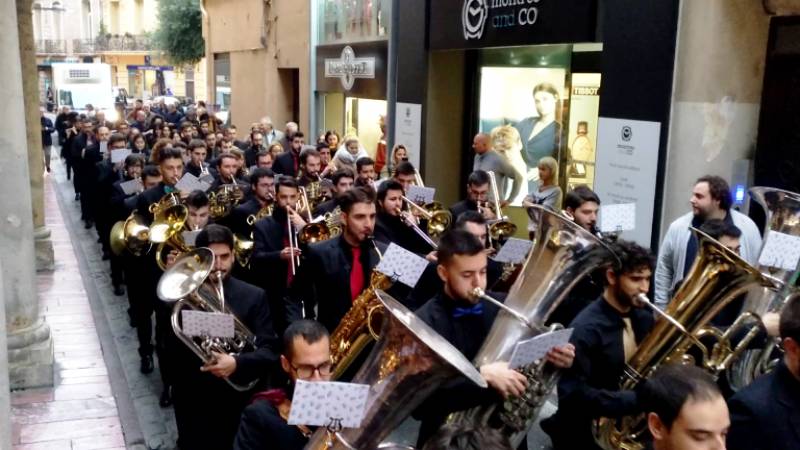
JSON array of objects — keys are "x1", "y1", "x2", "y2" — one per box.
[
  {"x1": 449, "y1": 170, "x2": 497, "y2": 222},
  {"x1": 234, "y1": 319, "x2": 332, "y2": 450}
]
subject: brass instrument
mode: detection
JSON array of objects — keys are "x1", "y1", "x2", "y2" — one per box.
[
  {"x1": 233, "y1": 233, "x2": 254, "y2": 268},
  {"x1": 209, "y1": 183, "x2": 242, "y2": 219},
  {"x1": 246, "y1": 202, "x2": 274, "y2": 226},
  {"x1": 486, "y1": 171, "x2": 517, "y2": 241},
  {"x1": 330, "y1": 238, "x2": 390, "y2": 379},
  {"x1": 298, "y1": 186, "x2": 333, "y2": 244},
  {"x1": 401, "y1": 195, "x2": 452, "y2": 239},
  {"x1": 449, "y1": 204, "x2": 618, "y2": 448},
  {"x1": 287, "y1": 206, "x2": 301, "y2": 275},
  {"x1": 413, "y1": 168, "x2": 425, "y2": 187},
  {"x1": 110, "y1": 212, "x2": 152, "y2": 256},
  {"x1": 306, "y1": 290, "x2": 486, "y2": 450},
  {"x1": 594, "y1": 228, "x2": 778, "y2": 450},
  {"x1": 727, "y1": 186, "x2": 800, "y2": 390},
  {"x1": 148, "y1": 192, "x2": 188, "y2": 244},
  {"x1": 396, "y1": 206, "x2": 438, "y2": 250},
  {"x1": 157, "y1": 248, "x2": 260, "y2": 392},
  {"x1": 155, "y1": 227, "x2": 193, "y2": 271}
]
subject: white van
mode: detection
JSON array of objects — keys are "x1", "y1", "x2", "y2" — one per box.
[{"x1": 51, "y1": 63, "x2": 118, "y2": 122}]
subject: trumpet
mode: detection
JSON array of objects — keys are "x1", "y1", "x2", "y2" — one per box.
[
  {"x1": 401, "y1": 195, "x2": 452, "y2": 239},
  {"x1": 486, "y1": 171, "x2": 517, "y2": 241}
]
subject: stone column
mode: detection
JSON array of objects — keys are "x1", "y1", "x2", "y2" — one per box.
[
  {"x1": 18, "y1": 0, "x2": 55, "y2": 272},
  {"x1": 0, "y1": 263, "x2": 12, "y2": 450},
  {"x1": 2, "y1": 0, "x2": 54, "y2": 389}
]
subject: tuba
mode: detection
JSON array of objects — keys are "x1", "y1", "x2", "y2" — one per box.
[
  {"x1": 305, "y1": 290, "x2": 486, "y2": 450},
  {"x1": 157, "y1": 248, "x2": 260, "y2": 392},
  {"x1": 727, "y1": 186, "x2": 800, "y2": 390},
  {"x1": 110, "y1": 212, "x2": 152, "y2": 256},
  {"x1": 448, "y1": 204, "x2": 618, "y2": 448},
  {"x1": 148, "y1": 192, "x2": 188, "y2": 244},
  {"x1": 594, "y1": 228, "x2": 778, "y2": 450}
]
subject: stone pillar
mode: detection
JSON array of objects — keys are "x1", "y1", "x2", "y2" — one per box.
[
  {"x1": 2, "y1": 0, "x2": 54, "y2": 389},
  {"x1": 17, "y1": 0, "x2": 54, "y2": 272},
  {"x1": 0, "y1": 263, "x2": 12, "y2": 450}
]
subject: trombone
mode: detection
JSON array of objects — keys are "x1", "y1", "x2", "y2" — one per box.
[
  {"x1": 396, "y1": 206, "x2": 438, "y2": 250},
  {"x1": 486, "y1": 171, "x2": 517, "y2": 242},
  {"x1": 286, "y1": 206, "x2": 301, "y2": 275},
  {"x1": 297, "y1": 186, "x2": 333, "y2": 244},
  {"x1": 401, "y1": 195, "x2": 452, "y2": 239}
]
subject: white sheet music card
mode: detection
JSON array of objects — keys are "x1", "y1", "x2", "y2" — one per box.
[
  {"x1": 175, "y1": 173, "x2": 199, "y2": 193},
  {"x1": 99, "y1": 141, "x2": 108, "y2": 154},
  {"x1": 600, "y1": 203, "x2": 636, "y2": 233},
  {"x1": 199, "y1": 173, "x2": 215, "y2": 185},
  {"x1": 181, "y1": 310, "x2": 235, "y2": 338},
  {"x1": 119, "y1": 178, "x2": 143, "y2": 195},
  {"x1": 375, "y1": 243, "x2": 429, "y2": 287},
  {"x1": 406, "y1": 185, "x2": 435, "y2": 205},
  {"x1": 494, "y1": 238, "x2": 533, "y2": 264},
  {"x1": 758, "y1": 231, "x2": 800, "y2": 271},
  {"x1": 111, "y1": 148, "x2": 132, "y2": 164},
  {"x1": 508, "y1": 328, "x2": 574, "y2": 370},
  {"x1": 181, "y1": 230, "x2": 201, "y2": 247},
  {"x1": 287, "y1": 380, "x2": 370, "y2": 428}
]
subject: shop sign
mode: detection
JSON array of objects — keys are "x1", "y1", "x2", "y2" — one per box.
[
  {"x1": 431, "y1": 0, "x2": 597, "y2": 50},
  {"x1": 324, "y1": 46, "x2": 375, "y2": 90},
  {"x1": 126, "y1": 65, "x2": 174, "y2": 71}
]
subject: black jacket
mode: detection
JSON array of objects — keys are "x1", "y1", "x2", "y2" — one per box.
[
  {"x1": 449, "y1": 199, "x2": 478, "y2": 221},
  {"x1": 230, "y1": 198, "x2": 263, "y2": 236},
  {"x1": 234, "y1": 396, "x2": 308, "y2": 450},
  {"x1": 273, "y1": 150, "x2": 300, "y2": 177},
  {"x1": 136, "y1": 182, "x2": 173, "y2": 223},
  {"x1": 373, "y1": 211, "x2": 435, "y2": 256},
  {"x1": 110, "y1": 177, "x2": 138, "y2": 221},
  {"x1": 543, "y1": 298, "x2": 654, "y2": 450},
  {"x1": 252, "y1": 208, "x2": 295, "y2": 332},
  {"x1": 244, "y1": 146, "x2": 263, "y2": 168},
  {"x1": 727, "y1": 361, "x2": 800, "y2": 450},
  {"x1": 41, "y1": 116, "x2": 54, "y2": 146}
]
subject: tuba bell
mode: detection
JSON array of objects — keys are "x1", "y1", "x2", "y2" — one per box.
[
  {"x1": 727, "y1": 186, "x2": 800, "y2": 390},
  {"x1": 448, "y1": 204, "x2": 618, "y2": 448},
  {"x1": 594, "y1": 228, "x2": 778, "y2": 450},
  {"x1": 110, "y1": 212, "x2": 152, "y2": 256},
  {"x1": 305, "y1": 290, "x2": 486, "y2": 450},
  {"x1": 149, "y1": 192, "x2": 188, "y2": 244},
  {"x1": 157, "y1": 248, "x2": 260, "y2": 392}
]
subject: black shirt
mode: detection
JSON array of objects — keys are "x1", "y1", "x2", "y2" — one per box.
[{"x1": 449, "y1": 199, "x2": 478, "y2": 221}]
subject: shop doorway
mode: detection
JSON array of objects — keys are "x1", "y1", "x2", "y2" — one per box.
[{"x1": 320, "y1": 93, "x2": 386, "y2": 157}]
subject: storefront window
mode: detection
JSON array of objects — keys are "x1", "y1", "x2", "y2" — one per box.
[
  {"x1": 214, "y1": 53, "x2": 231, "y2": 113},
  {"x1": 317, "y1": 0, "x2": 391, "y2": 45}
]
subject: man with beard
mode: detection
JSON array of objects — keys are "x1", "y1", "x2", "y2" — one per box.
[
  {"x1": 654, "y1": 175, "x2": 761, "y2": 307},
  {"x1": 313, "y1": 168, "x2": 354, "y2": 216},
  {"x1": 230, "y1": 168, "x2": 276, "y2": 236},
  {"x1": 449, "y1": 170, "x2": 497, "y2": 221},
  {"x1": 273, "y1": 131, "x2": 304, "y2": 177},
  {"x1": 244, "y1": 131, "x2": 265, "y2": 168},
  {"x1": 373, "y1": 179, "x2": 436, "y2": 256},
  {"x1": 211, "y1": 153, "x2": 250, "y2": 193},
  {"x1": 252, "y1": 176, "x2": 307, "y2": 334},
  {"x1": 542, "y1": 240, "x2": 656, "y2": 449},
  {"x1": 170, "y1": 224, "x2": 279, "y2": 450}
]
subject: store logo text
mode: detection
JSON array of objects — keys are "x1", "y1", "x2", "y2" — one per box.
[{"x1": 462, "y1": 0, "x2": 542, "y2": 40}]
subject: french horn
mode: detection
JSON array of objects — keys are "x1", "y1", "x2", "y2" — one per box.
[{"x1": 110, "y1": 212, "x2": 152, "y2": 256}]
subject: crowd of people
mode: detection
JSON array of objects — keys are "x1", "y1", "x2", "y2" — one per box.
[{"x1": 45, "y1": 99, "x2": 800, "y2": 450}]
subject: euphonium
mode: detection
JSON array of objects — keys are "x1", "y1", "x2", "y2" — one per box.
[
  {"x1": 110, "y1": 212, "x2": 152, "y2": 256},
  {"x1": 594, "y1": 228, "x2": 778, "y2": 450},
  {"x1": 727, "y1": 186, "x2": 800, "y2": 390},
  {"x1": 448, "y1": 204, "x2": 618, "y2": 448},
  {"x1": 305, "y1": 290, "x2": 486, "y2": 450},
  {"x1": 209, "y1": 183, "x2": 242, "y2": 219},
  {"x1": 157, "y1": 248, "x2": 260, "y2": 392},
  {"x1": 149, "y1": 192, "x2": 188, "y2": 244}
]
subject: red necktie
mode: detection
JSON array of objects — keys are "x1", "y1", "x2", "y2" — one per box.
[
  {"x1": 283, "y1": 233, "x2": 294, "y2": 285},
  {"x1": 350, "y1": 246, "x2": 364, "y2": 302}
]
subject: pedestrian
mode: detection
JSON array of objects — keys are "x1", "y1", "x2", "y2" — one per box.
[{"x1": 40, "y1": 107, "x2": 54, "y2": 172}]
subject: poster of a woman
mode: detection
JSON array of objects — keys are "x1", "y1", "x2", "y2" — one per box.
[{"x1": 513, "y1": 82, "x2": 563, "y2": 187}]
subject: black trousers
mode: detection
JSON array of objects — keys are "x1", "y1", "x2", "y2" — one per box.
[{"x1": 123, "y1": 254, "x2": 153, "y2": 357}]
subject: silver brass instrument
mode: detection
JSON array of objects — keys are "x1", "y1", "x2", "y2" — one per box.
[
  {"x1": 157, "y1": 248, "x2": 259, "y2": 392},
  {"x1": 287, "y1": 206, "x2": 301, "y2": 275},
  {"x1": 594, "y1": 228, "x2": 778, "y2": 450},
  {"x1": 306, "y1": 290, "x2": 486, "y2": 450},
  {"x1": 449, "y1": 204, "x2": 618, "y2": 448},
  {"x1": 727, "y1": 186, "x2": 800, "y2": 390},
  {"x1": 486, "y1": 171, "x2": 517, "y2": 241},
  {"x1": 396, "y1": 206, "x2": 438, "y2": 250}
]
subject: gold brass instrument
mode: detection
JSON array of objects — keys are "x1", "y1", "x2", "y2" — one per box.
[
  {"x1": 330, "y1": 238, "x2": 390, "y2": 379},
  {"x1": 246, "y1": 202, "x2": 274, "y2": 226},
  {"x1": 298, "y1": 186, "x2": 333, "y2": 244},
  {"x1": 209, "y1": 183, "x2": 242, "y2": 219},
  {"x1": 155, "y1": 227, "x2": 193, "y2": 271},
  {"x1": 727, "y1": 186, "x2": 800, "y2": 390},
  {"x1": 486, "y1": 170, "x2": 517, "y2": 241},
  {"x1": 157, "y1": 248, "x2": 260, "y2": 392},
  {"x1": 306, "y1": 290, "x2": 486, "y2": 450},
  {"x1": 110, "y1": 212, "x2": 152, "y2": 256},
  {"x1": 448, "y1": 204, "x2": 618, "y2": 448},
  {"x1": 401, "y1": 195, "x2": 452, "y2": 239},
  {"x1": 594, "y1": 228, "x2": 778, "y2": 450},
  {"x1": 396, "y1": 206, "x2": 438, "y2": 250},
  {"x1": 233, "y1": 233, "x2": 254, "y2": 268},
  {"x1": 148, "y1": 192, "x2": 188, "y2": 244}
]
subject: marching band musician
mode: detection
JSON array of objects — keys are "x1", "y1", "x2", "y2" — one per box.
[
  {"x1": 211, "y1": 153, "x2": 250, "y2": 193},
  {"x1": 542, "y1": 240, "x2": 655, "y2": 450},
  {"x1": 449, "y1": 170, "x2": 498, "y2": 222},
  {"x1": 412, "y1": 230, "x2": 575, "y2": 447},
  {"x1": 373, "y1": 180, "x2": 436, "y2": 256},
  {"x1": 185, "y1": 139, "x2": 214, "y2": 179},
  {"x1": 355, "y1": 156, "x2": 377, "y2": 187},
  {"x1": 313, "y1": 168, "x2": 354, "y2": 216},
  {"x1": 184, "y1": 190, "x2": 212, "y2": 231},
  {"x1": 296, "y1": 147, "x2": 322, "y2": 187},
  {"x1": 273, "y1": 131, "x2": 305, "y2": 177},
  {"x1": 171, "y1": 224, "x2": 280, "y2": 450},
  {"x1": 289, "y1": 187, "x2": 385, "y2": 332},
  {"x1": 136, "y1": 147, "x2": 186, "y2": 220},
  {"x1": 252, "y1": 176, "x2": 307, "y2": 334},
  {"x1": 229, "y1": 168, "x2": 275, "y2": 236},
  {"x1": 234, "y1": 320, "x2": 331, "y2": 450}
]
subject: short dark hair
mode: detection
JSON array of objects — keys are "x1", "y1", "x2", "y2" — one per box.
[
  {"x1": 124, "y1": 154, "x2": 144, "y2": 168},
  {"x1": 640, "y1": 364, "x2": 722, "y2": 431},
  {"x1": 609, "y1": 239, "x2": 655, "y2": 278},
  {"x1": 292, "y1": 131, "x2": 305, "y2": 140},
  {"x1": 283, "y1": 319, "x2": 330, "y2": 359},
  {"x1": 467, "y1": 170, "x2": 490, "y2": 187},
  {"x1": 422, "y1": 424, "x2": 512, "y2": 450},
  {"x1": 698, "y1": 219, "x2": 741, "y2": 240},
  {"x1": 356, "y1": 157, "x2": 375, "y2": 173},
  {"x1": 394, "y1": 161, "x2": 417, "y2": 177},
  {"x1": 158, "y1": 147, "x2": 184, "y2": 164},
  {"x1": 696, "y1": 175, "x2": 732, "y2": 211},
  {"x1": 338, "y1": 186, "x2": 376, "y2": 214},
  {"x1": 332, "y1": 168, "x2": 355, "y2": 186},
  {"x1": 189, "y1": 139, "x2": 207, "y2": 151},
  {"x1": 780, "y1": 295, "x2": 800, "y2": 342},
  {"x1": 142, "y1": 164, "x2": 161, "y2": 179},
  {"x1": 195, "y1": 224, "x2": 234, "y2": 250},
  {"x1": 186, "y1": 190, "x2": 209, "y2": 209},
  {"x1": 437, "y1": 229, "x2": 485, "y2": 266},
  {"x1": 454, "y1": 211, "x2": 487, "y2": 230},
  {"x1": 300, "y1": 147, "x2": 320, "y2": 165},
  {"x1": 377, "y1": 179, "x2": 404, "y2": 203},
  {"x1": 216, "y1": 153, "x2": 237, "y2": 167},
  {"x1": 108, "y1": 133, "x2": 127, "y2": 148},
  {"x1": 256, "y1": 149, "x2": 271, "y2": 160},
  {"x1": 276, "y1": 175, "x2": 299, "y2": 192},
  {"x1": 249, "y1": 167, "x2": 275, "y2": 186},
  {"x1": 565, "y1": 185, "x2": 600, "y2": 210}
]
